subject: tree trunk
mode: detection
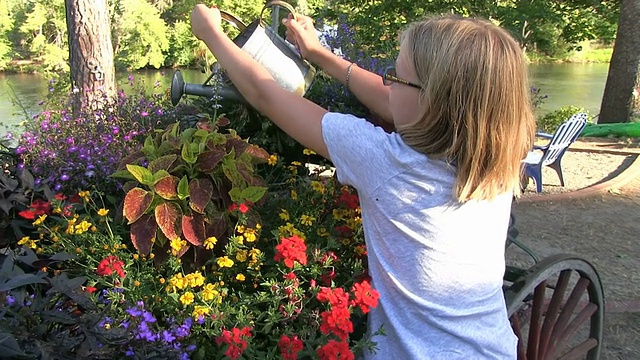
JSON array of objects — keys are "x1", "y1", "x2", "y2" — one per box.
[
  {"x1": 65, "y1": 0, "x2": 116, "y2": 114},
  {"x1": 598, "y1": 0, "x2": 640, "y2": 123}
]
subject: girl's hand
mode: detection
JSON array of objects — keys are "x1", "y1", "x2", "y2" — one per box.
[
  {"x1": 191, "y1": 4, "x2": 222, "y2": 40},
  {"x1": 282, "y1": 14, "x2": 324, "y2": 61}
]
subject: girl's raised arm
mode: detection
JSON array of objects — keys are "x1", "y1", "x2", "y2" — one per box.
[
  {"x1": 191, "y1": 4, "x2": 330, "y2": 159},
  {"x1": 282, "y1": 15, "x2": 393, "y2": 125}
]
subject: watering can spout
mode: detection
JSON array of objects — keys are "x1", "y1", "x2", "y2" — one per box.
[{"x1": 170, "y1": 70, "x2": 244, "y2": 106}]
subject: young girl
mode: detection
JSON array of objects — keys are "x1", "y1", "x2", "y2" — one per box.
[{"x1": 191, "y1": 4, "x2": 535, "y2": 359}]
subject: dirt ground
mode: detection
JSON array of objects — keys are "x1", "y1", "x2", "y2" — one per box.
[{"x1": 510, "y1": 138, "x2": 640, "y2": 359}]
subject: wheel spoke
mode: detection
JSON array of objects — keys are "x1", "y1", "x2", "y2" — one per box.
[
  {"x1": 539, "y1": 269, "x2": 572, "y2": 358},
  {"x1": 557, "y1": 338, "x2": 598, "y2": 360},
  {"x1": 547, "y1": 277, "x2": 591, "y2": 358},
  {"x1": 553, "y1": 303, "x2": 598, "y2": 357},
  {"x1": 527, "y1": 281, "x2": 546, "y2": 359}
]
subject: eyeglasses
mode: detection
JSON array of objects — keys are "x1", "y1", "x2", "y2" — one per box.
[{"x1": 382, "y1": 66, "x2": 422, "y2": 90}]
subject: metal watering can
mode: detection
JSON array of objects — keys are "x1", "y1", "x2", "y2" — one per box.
[{"x1": 171, "y1": 1, "x2": 316, "y2": 106}]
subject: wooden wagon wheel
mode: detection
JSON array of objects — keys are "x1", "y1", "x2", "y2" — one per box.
[{"x1": 504, "y1": 254, "x2": 604, "y2": 360}]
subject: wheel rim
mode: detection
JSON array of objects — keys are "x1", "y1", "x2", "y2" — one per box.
[{"x1": 505, "y1": 254, "x2": 604, "y2": 360}]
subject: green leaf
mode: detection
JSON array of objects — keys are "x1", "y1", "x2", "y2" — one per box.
[
  {"x1": 241, "y1": 186, "x2": 267, "y2": 203},
  {"x1": 110, "y1": 169, "x2": 137, "y2": 180},
  {"x1": 0, "y1": 333, "x2": 27, "y2": 358},
  {"x1": 229, "y1": 188, "x2": 242, "y2": 203},
  {"x1": 126, "y1": 164, "x2": 154, "y2": 185},
  {"x1": 177, "y1": 176, "x2": 189, "y2": 200},
  {"x1": 0, "y1": 273, "x2": 47, "y2": 292},
  {"x1": 181, "y1": 143, "x2": 197, "y2": 164}
]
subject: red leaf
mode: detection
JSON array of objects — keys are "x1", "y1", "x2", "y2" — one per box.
[
  {"x1": 225, "y1": 138, "x2": 248, "y2": 155},
  {"x1": 182, "y1": 213, "x2": 205, "y2": 246},
  {"x1": 154, "y1": 175, "x2": 179, "y2": 200},
  {"x1": 123, "y1": 188, "x2": 153, "y2": 224},
  {"x1": 195, "y1": 149, "x2": 225, "y2": 173},
  {"x1": 155, "y1": 202, "x2": 182, "y2": 240},
  {"x1": 189, "y1": 178, "x2": 213, "y2": 214},
  {"x1": 244, "y1": 144, "x2": 270, "y2": 163},
  {"x1": 130, "y1": 215, "x2": 156, "y2": 255},
  {"x1": 148, "y1": 154, "x2": 178, "y2": 173},
  {"x1": 206, "y1": 213, "x2": 229, "y2": 240}
]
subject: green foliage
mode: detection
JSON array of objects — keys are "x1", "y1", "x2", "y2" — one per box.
[
  {"x1": 111, "y1": 0, "x2": 170, "y2": 70},
  {"x1": 114, "y1": 117, "x2": 270, "y2": 270},
  {"x1": 537, "y1": 105, "x2": 590, "y2": 133},
  {"x1": 0, "y1": 147, "x2": 53, "y2": 248}
]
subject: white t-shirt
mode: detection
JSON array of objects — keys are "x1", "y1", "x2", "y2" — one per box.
[{"x1": 322, "y1": 113, "x2": 517, "y2": 359}]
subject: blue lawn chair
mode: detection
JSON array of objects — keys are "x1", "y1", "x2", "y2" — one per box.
[{"x1": 522, "y1": 113, "x2": 588, "y2": 193}]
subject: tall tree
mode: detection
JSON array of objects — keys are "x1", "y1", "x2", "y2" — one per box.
[
  {"x1": 598, "y1": 0, "x2": 640, "y2": 123},
  {"x1": 64, "y1": 0, "x2": 115, "y2": 112}
]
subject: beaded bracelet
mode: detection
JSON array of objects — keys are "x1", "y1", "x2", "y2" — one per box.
[{"x1": 345, "y1": 62, "x2": 356, "y2": 91}]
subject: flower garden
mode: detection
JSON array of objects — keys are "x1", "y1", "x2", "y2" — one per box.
[{"x1": 0, "y1": 72, "x2": 385, "y2": 359}]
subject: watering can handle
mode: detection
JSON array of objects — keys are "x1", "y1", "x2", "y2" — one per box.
[
  {"x1": 260, "y1": 1, "x2": 298, "y2": 27},
  {"x1": 220, "y1": 10, "x2": 248, "y2": 31}
]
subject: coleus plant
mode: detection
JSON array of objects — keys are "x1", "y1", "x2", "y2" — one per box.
[{"x1": 113, "y1": 117, "x2": 270, "y2": 268}]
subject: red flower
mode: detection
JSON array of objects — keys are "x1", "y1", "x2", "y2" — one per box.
[
  {"x1": 96, "y1": 256, "x2": 126, "y2": 278},
  {"x1": 215, "y1": 327, "x2": 252, "y2": 360},
  {"x1": 18, "y1": 199, "x2": 51, "y2": 219},
  {"x1": 274, "y1": 235, "x2": 308, "y2": 268},
  {"x1": 278, "y1": 334, "x2": 304, "y2": 360},
  {"x1": 228, "y1": 202, "x2": 251, "y2": 214},
  {"x1": 238, "y1": 202, "x2": 249, "y2": 213},
  {"x1": 85, "y1": 286, "x2": 97, "y2": 294},
  {"x1": 350, "y1": 280, "x2": 380, "y2": 314},
  {"x1": 319, "y1": 307, "x2": 353, "y2": 340},
  {"x1": 54, "y1": 193, "x2": 66, "y2": 201},
  {"x1": 317, "y1": 287, "x2": 350, "y2": 309},
  {"x1": 336, "y1": 188, "x2": 359, "y2": 210},
  {"x1": 316, "y1": 340, "x2": 354, "y2": 360}
]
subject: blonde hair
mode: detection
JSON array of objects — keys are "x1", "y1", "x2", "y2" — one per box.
[{"x1": 397, "y1": 15, "x2": 536, "y2": 203}]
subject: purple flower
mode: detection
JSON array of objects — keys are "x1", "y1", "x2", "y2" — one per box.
[
  {"x1": 140, "y1": 111, "x2": 149, "y2": 117},
  {"x1": 6, "y1": 295, "x2": 15, "y2": 305},
  {"x1": 161, "y1": 330, "x2": 176, "y2": 343}
]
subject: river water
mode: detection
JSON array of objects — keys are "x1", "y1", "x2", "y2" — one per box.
[{"x1": 0, "y1": 63, "x2": 610, "y2": 138}]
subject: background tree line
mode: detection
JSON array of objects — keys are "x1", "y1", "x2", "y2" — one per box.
[{"x1": 0, "y1": 0, "x2": 620, "y2": 74}]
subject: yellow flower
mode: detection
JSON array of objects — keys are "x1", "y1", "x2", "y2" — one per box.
[
  {"x1": 300, "y1": 214, "x2": 316, "y2": 226},
  {"x1": 32, "y1": 214, "x2": 47, "y2": 226},
  {"x1": 303, "y1": 148, "x2": 316, "y2": 155},
  {"x1": 133, "y1": 280, "x2": 141, "y2": 287},
  {"x1": 290, "y1": 189, "x2": 298, "y2": 200},
  {"x1": 159, "y1": 278, "x2": 166, "y2": 284},
  {"x1": 279, "y1": 209, "x2": 290, "y2": 221},
  {"x1": 179, "y1": 291, "x2": 195, "y2": 306},
  {"x1": 267, "y1": 154, "x2": 278, "y2": 166},
  {"x1": 192, "y1": 305, "x2": 210, "y2": 318},
  {"x1": 236, "y1": 249, "x2": 248, "y2": 262},
  {"x1": 133, "y1": 254, "x2": 139, "y2": 260},
  {"x1": 201, "y1": 283, "x2": 219, "y2": 301},
  {"x1": 186, "y1": 271, "x2": 205, "y2": 288},
  {"x1": 78, "y1": 190, "x2": 91, "y2": 202},
  {"x1": 203, "y1": 236, "x2": 217, "y2": 250},
  {"x1": 75, "y1": 247, "x2": 82, "y2": 254},
  {"x1": 167, "y1": 274, "x2": 188, "y2": 292},
  {"x1": 236, "y1": 273, "x2": 246, "y2": 281},
  {"x1": 311, "y1": 181, "x2": 326, "y2": 194},
  {"x1": 74, "y1": 220, "x2": 92, "y2": 234},
  {"x1": 28, "y1": 240, "x2": 38, "y2": 249},
  {"x1": 170, "y1": 238, "x2": 186, "y2": 253},
  {"x1": 291, "y1": 161, "x2": 302, "y2": 166},
  {"x1": 317, "y1": 227, "x2": 329, "y2": 237},
  {"x1": 217, "y1": 256, "x2": 234, "y2": 268},
  {"x1": 17, "y1": 236, "x2": 30, "y2": 245},
  {"x1": 243, "y1": 228, "x2": 257, "y2": 242},
  {"x1": 97, "y1": 208, "x2": 109, "y2": 216}
]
